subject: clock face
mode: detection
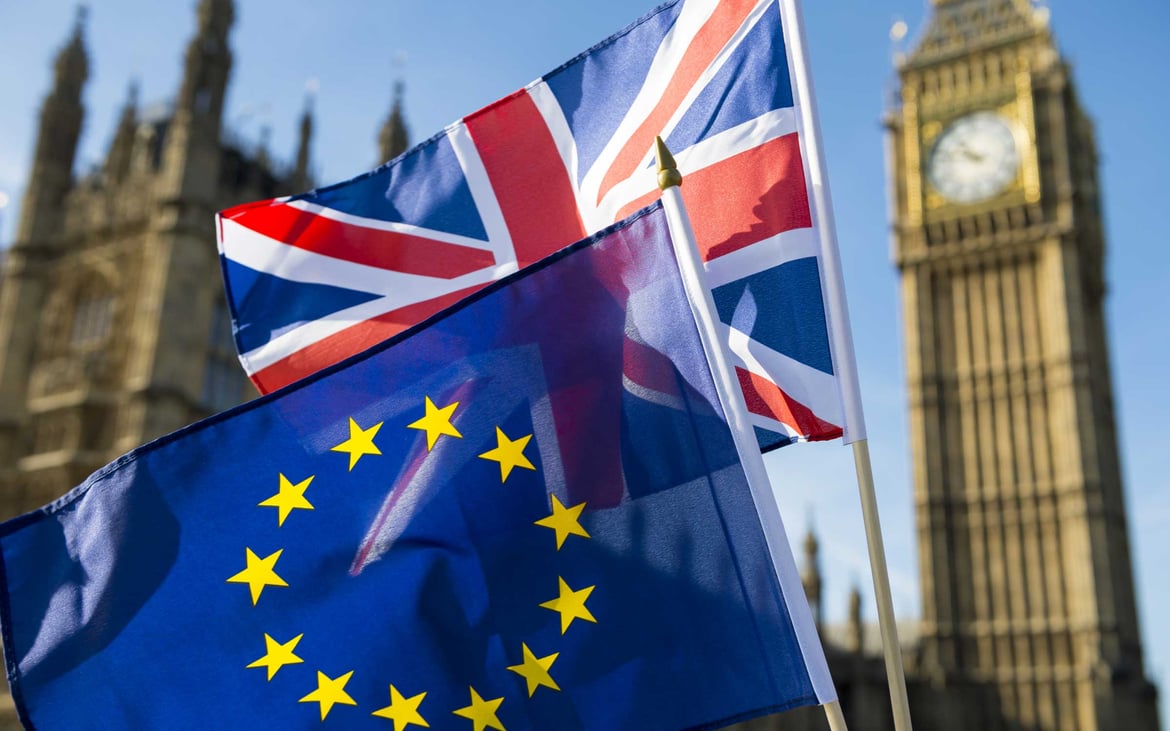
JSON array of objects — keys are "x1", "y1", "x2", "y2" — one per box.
[{"x1": 926, "y1": 112, "x2": 1021, "y2": 204}]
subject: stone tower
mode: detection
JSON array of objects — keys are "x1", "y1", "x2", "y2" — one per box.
[
  {"x1": 887, "y1": 1, "x2": 1160, "y2": 728},
  {"x1": 0, "y1": 8, "x2": 92, "y2": 511},
  {"x1": 0, "y1": 0, "x2": 299, "y2": 520}
]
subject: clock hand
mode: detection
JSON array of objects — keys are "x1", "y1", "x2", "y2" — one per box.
[{"x1": 957, "y1": 143, "x2": 984, "y2": 162}]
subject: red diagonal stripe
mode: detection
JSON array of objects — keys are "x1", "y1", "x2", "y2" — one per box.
[
  {"x1": 251, "y1": 284, "x2": 488, "y2": 393},
  {"x1": 465, "y1": 90, "x2": 587, "y2": 268},
  {"x1": 598, "y1": 0, "x2": 757, "y2": 203},
  {"x1": 624, "y1": 335, "x2": 683, "y2": 400},
  {"x1": 231, "y1": 202, "x2": 495, "y2": 279},
  {"x1": 736, "y1": 367, "x2": 842, "y2": 441},
  {"x1": 614, "y1": 133, "x2": 811, "y2": 261}
]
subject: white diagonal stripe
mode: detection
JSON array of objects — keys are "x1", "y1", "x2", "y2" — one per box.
[
  {"x1": 238, "y1": 258, "x2": 517, "y2": 375},
  {"x1": 526, "y1": 81, "x2": 605, "y2": 231},
  {"x1": 447, "y1": 122, "x2": 518, "y2": 267},
  {"x1": 702, "y1": 226, "x2": 820, "y2": 288},
  {"x1": 724, "y1": 323, "x2": 843, "y2": 428},
  {"x1": 593, "y1": 106, "x2": 800, "y2": 224},
  {"x1": 578, "y1": 0, "x2": 720, "y2": 205},
  {"x1": 584, "y1": 0, "x2": 775, "y2": 209},
  {"x1": 223, "y1": 217, "x2": 468, "y2": 298},
  {"x1": 284, "y1": 199, "x2": 496, "y2": 252},
  {"x1": 593, "y1": 0, "x2": 775, "y2": 211},
  {"x1": 746, "y1": 410, "x2": 803, "y2": 441}
]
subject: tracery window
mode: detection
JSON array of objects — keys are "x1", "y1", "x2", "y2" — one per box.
[{"x1": 69, "y1": 294, "x2": 114, "y2": 349}]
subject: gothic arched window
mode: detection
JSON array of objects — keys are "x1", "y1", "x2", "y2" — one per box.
[{"x1": 69, "y1": 293, "x2": 114, "y2": 349}]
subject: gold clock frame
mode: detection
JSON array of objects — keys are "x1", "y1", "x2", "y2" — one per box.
[{"x1": 904, "y1": 51, "x2": 1043, "y2": 221}]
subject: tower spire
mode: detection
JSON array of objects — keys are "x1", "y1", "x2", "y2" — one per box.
[
  {"x1": 800, "y1": 525, "x2": 823, "y2": 629},
  {"x1": 15, "y1": 5, "x2": 89, "y2": 245},
  {"x1": 57, "y1": 6, "x2": 88, "y2": 88},
  {"x1": 161, "y1": 0, "x2": 234, "y2": 201},
  {"x1": 176, "y1": 0, "x2": 233, "y2": 122},
  {"x1": 292, "y1": 86, "x2": 315, "y2": 191},
  {"x1": 377, "y1": 80, "x2": 409, "y2": 164},
  {"x1": 104, "y1": 80, "x2": 139, "y2": 183},
  {"x1": 846, "y1": 584, "x2": 864, "y2": 653}
]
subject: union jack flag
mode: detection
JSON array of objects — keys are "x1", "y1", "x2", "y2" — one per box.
[{"x1": 217, "y1": 0, "x2": 864, "y2": 450}]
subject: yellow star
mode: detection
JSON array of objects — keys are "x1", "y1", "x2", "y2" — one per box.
[
  {"x1": 246, "y1": 633, "x2": 304, "y2": 681},
  {"x1": 451, "y1": 687, "x2": 505, "y2": 731},
  {"x1": 371, "y1": 685, "x2": 429, "y2": 730},
  {"x1": 506, "y1": 643, "x2": 560, "y2": 697},
  {"x1": 258, "y1": 473, "x2": 315, "y2": 527},
  {"x1": 299, "y1": 670, "x2": 358, "y2": 721},
  {"x1": 226, "y1": 548, "x2": 288, "y2": 605},
  {"x1": 407, "y1": 396, "x2": 462, "y2": 450},
  {"x1": 478, "y1": 427, "x2": 535, "y2": 483},
  {"x1": 534, "y1": 495, "x2": 590, "y2": 549},
  {"x1": 540, "y1": 576, "x2": 597, "y2": 634},
  {"x1": 331, "y1": 417, "x2": 384, "y2": 470}
]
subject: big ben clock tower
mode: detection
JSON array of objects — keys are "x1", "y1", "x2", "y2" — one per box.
[{"x1": 888, "y1": 0, "x2": 1160, "y2": 729}]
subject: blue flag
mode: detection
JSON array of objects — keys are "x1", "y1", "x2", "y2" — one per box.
[{"x1": 0, "y1": 204, "x2": 831, "y2": 729}]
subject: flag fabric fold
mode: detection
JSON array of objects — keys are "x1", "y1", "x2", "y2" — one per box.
[
  {"x1": 2, "y1": 204, "x2": 833, "y2": 730},
  {"x1": 218, "y1": 0, "x2": 853, "y2": 450}
]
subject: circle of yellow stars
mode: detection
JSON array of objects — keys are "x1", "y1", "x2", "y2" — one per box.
[{"x1": 224, "y1": 395, "x2": 598, "y2": 727}]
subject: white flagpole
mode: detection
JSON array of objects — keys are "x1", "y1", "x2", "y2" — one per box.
[
  {"x1": 780, "y1": 0, "x2": 914, "y2": 728},
  {"x1": 656, "y1": 138, "x2": 847, "y2": 731}
]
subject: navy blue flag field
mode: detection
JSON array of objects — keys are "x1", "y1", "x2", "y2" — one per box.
[{"x1": 0, "y1": 204, "x2": 832, "y2": 729}]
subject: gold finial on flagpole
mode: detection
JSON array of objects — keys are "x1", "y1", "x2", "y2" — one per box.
[{"x1": 655, "y1": 136, "x2": 682, "y2": 190}]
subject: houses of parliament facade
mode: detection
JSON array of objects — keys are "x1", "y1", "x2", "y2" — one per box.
[{"x1": 0, "y1": 0, "x2": 1159, "y2": 728}]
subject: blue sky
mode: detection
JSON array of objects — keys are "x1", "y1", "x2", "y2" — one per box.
[{"x1": 1, "y1": 0, "x2": 1167, "y2": 722}]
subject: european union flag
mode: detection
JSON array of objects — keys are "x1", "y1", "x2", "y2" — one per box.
[{"x1": 0, "y1": 203, "x2": 832, "y2": 729}]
